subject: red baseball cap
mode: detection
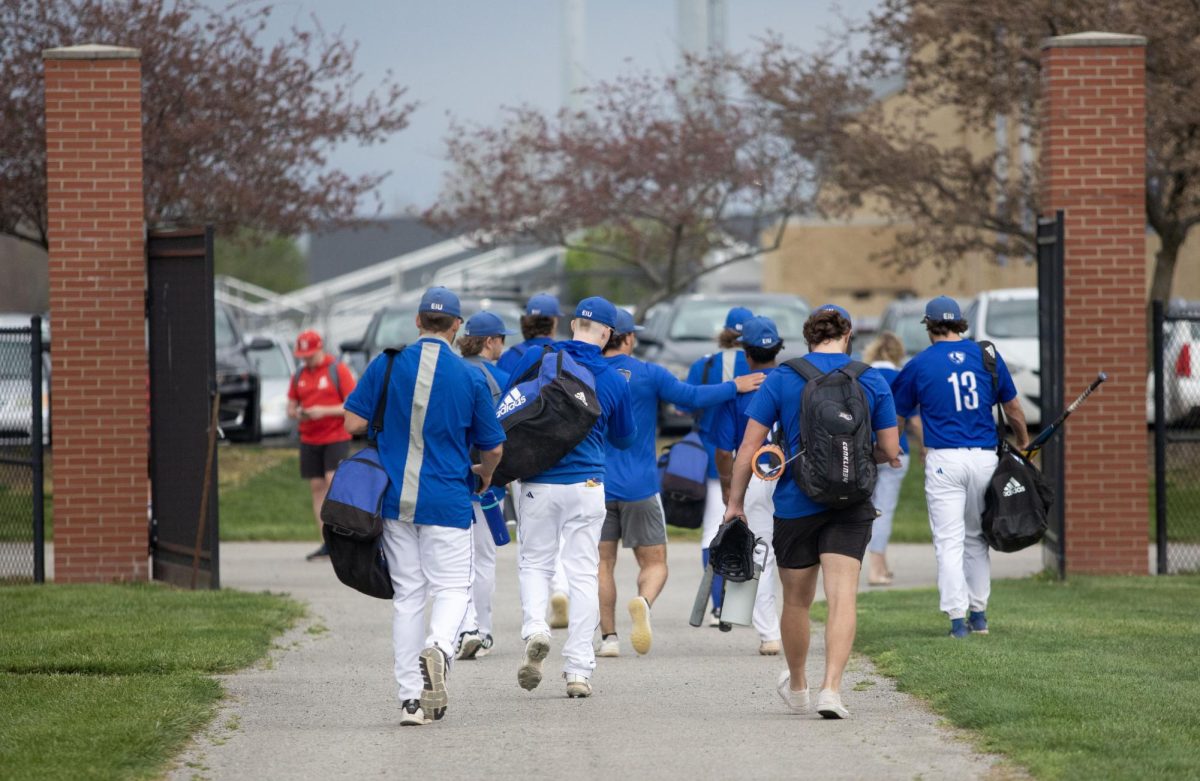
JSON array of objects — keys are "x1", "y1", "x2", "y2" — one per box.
[{"x1": 294, "y1": 330, "x2": 323, "y2": 358}]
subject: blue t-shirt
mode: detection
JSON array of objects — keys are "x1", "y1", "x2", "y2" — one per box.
[
  {"x1": 604, "y1": 353, "x2": 737, "y2": 502},
  {"x1": 872, "y1": 364, "x2": 909, "y2": 455},
  {"x1": 681, "y1": 349, "x2": 751, "y2": 479},
  {"x1": 711, "y1": 367, "x2": 775, "y2": 453},
  {"x1": 746, "y1": 353, "x2": 898, "y2": 519},
  {"x1": 891, "y1": 340, "x2": 1017, "y2": 449},
  {"x1": 506, "y1": 340, "x2": 636, "y2": 484},
  {"x1": 496, "y1": 336, "x2": 557, "y2": 376},
  {"x1": 344, "y1": 337, "x2": 506, "y2": 527}
]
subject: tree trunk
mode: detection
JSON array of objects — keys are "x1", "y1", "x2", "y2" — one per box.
[{"x1": 1150, "y1": 238, "x2": 1180, "y2": 304}]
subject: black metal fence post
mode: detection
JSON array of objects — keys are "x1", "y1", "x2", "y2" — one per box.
[
  {"x1": 1152, "y1": 302, "x2": 1167, "y2": 574},
  {"x1": 30, "y1": 316, "x2": 45, "y2": 583}
]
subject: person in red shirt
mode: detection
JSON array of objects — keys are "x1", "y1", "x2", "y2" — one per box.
[{"x1": 287, "y1": 330, "x2": 357, "y2": 560}]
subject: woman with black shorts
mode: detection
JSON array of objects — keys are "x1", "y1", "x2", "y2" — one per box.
[{"x1": 724, "y1": 305, "x2": 901, "y2": 719}]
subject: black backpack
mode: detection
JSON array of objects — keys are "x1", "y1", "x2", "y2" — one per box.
[
  {"x1": 783, "y1": 357, "x2": 877, "y2": 508},
  {"x1": 978, "y1": 341, "x2": 1054, "y2": 552}
]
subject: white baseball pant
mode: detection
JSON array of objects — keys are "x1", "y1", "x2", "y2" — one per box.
[
  {"x1": 701, "y1": 477, "x2": 725, "y2": 547},
  {"x1": 924, "y1": 448, "x2": 997, "y2": 619},
  {"x1": 517, "y1": 481, "x2": 606, "y2": 677},
  {"x1": 744, "y1": 474, "x2": 780, "y2": 642},
  {"x1": 868, "y1": 453, "x2": 911, "y2": 554},
  {"x1": 458, "y1": 501, "x2": 497, "y2": 636},
  {"x1": 381, "y1": 518, "x2": 473, "y2": 702}
]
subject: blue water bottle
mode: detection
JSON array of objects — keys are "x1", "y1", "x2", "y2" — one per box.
[{"x1": 478, "y1": 489, "x2": 510, "y2": 546}]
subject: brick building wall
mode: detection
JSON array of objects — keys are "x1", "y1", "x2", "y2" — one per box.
[
  {"x1": 43, "y1": 45, "x2": 149, "y2": 582},
  {"x1": 1040, "y1": 33, "x2": 1148, "y2": 574}
]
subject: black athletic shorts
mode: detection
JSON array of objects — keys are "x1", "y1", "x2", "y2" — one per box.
[
  {"x1": 299, "y1": 440, "x2": 351, "y2": 479},
  {"x1": 773, "y1": 501, "x2": 877, "y2": 570}
]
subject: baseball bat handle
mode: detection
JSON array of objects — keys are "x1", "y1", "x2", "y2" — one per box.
[{"x1": 1023, "y1": 372, "x2": 1108, "y2": 456}]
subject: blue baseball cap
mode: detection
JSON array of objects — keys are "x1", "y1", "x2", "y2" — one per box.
[
  {"x1": 464, "y1": 311, "x2": 517, "y2": 337},
  {"x1": 574, "y1": 296, "x2": 618, "y2": 328},
  {"x1": 525, "y1": 293, "x2": 564, "y2": 317},
  {"x1": 724, "y1": 306, "x2": 754, "y2": 332},
  {"x1": 615, "y1": 308, "x2": 645, "y2": 335},
  {"x1": 816, "y1": 303, "x2": 853, "y2": 327},
  {"x1": 419, "y1": 286, "x2": 461, "y2": 318},
  {"x1": 738, "y1": 316, "x2": 782, "y2": 349},
  {"x1": 922, "y1": 295, "x2": 963, "y2": 323}
]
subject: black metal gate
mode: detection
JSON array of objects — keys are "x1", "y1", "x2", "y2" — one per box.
[
  {"x1": 1152, "y1": 301, "x2": 1200, "y2": 574},
  {"x1": 148, "y1": 228, "x2": 220, "y2": 588},
  {"x1": 1037, "y1": 211, "x2": 1066, "y2": 579},
  {"x1": 0, "y1": 316, "x2": 47, "y2": 583}
]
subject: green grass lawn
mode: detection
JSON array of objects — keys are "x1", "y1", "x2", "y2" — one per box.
[
  {"x1": 829, "y1": 576, "x2": 1200, "y2": 780},
  {"x1": 0, "y1": 583, "x2": 302, "y2": 780},
  {"x1": 220, "y1": 449, "x2": 317, "y2": 541}
]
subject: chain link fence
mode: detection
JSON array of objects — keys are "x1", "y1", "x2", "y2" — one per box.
[
  {"x1": 0, "y1": 317, "x2": 46, "y2": 583},
  {"x1": 1152, "y1": 302, "x2": 1200, "y2": 574}
]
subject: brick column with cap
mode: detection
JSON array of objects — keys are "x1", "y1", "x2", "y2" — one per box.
[
  {"x1": 1040, "y1": 32, "x2": 1148, "y2": 574},
  {"x1": 43, "y1": 44, "x2": 149, "y2": 582}
]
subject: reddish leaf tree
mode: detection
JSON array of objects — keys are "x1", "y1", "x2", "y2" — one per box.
[
  {"x1": 0, "y1": 0, "x2": 415, "y2": 249},
  {"x1": 425, "y1": 55, "x2": 855, "y2": 312}
]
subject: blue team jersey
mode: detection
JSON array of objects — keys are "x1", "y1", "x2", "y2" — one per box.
[
  {"x1": 506, "y1": 340, "x2": 637, "y2": 485},
  {"x1": 681, "y1": 349, "x2": 751, "y2": 480},
  {"x1": 871, "y1": 364, "x2": 909, "y2": 455},
  {"x1": 891, "y1": 340, "x2": 1017, "y2": 449},
  {"x1": 746, "y1": 353, "x2": 897, "y2": 519},
  {"x1": 344, "y1": 337, "x2": 506, "y2": 527},
  {"x1": 463, "y1": 358, "x2": 510, "y2": 502},
  {"x1": 711, "y1": 367, "x2": 775, "y2": 453},
  {"x1": 496, "y1": 336, "x2": 557, "y2": 375},
  {"x1": 604, "y1": 353, "x2": 737, "y2": 502}
]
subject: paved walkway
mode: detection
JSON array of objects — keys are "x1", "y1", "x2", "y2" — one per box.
[{"x1": 170, "y1": 541, "x2": 1040, "y2": 781}]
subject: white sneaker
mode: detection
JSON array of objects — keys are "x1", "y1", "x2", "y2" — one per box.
[
  {"x1": 549, "y1": 592, "x2": 570, "y2": 629},
  {"x1": 399, "y1": 699, "x2": 428, "y2": 726},
  {"x1": 776, "y1": 670, "x2": 810, "y2": 714},
  {"x1": 816, "y1": 688, "x2": 850, "y2": 719},
  {"x1": 418, "y1": 646, "x2": 448, "y2": 721},
  {"x1": 628, "y1": 596, "x2": 652, "y2": 655},
  {"x1": 518, "y1": 633, "x2": 551, "y2": 691},
  {"x1": 596, "y1": 635, "x2": 621, "y2": 658},
  {"x1": 759, "y1": 639, "x2": 781, "y2": 656},
  {"x1": 565, "y1": 672, "x2": 592, "y2": 698}
]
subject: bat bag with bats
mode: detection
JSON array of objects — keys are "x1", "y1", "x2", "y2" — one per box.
[{"x1": 978, "y1": 342, "x2": 1055, "y2": 552}]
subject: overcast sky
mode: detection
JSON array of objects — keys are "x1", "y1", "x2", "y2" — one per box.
[{"x1": 255, "y1": 0, "x2": 878, "y2": 212}]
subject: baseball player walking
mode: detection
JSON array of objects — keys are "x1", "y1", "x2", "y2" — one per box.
[
  {"x1": 507, "y1": 296, "x2": 636, "y2": 698},
  {"x1": 598, "y1": 308, "x2": 763, "y2": 658},
  {"x1": 891, "y1": 296, "x2": 1029, "y2": 638},
  {"x1": 343, "y1": 287, "x2": 506, "y2": 726}
]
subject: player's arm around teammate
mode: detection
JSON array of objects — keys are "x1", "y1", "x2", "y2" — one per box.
[{"x1": 343, "y1": 287, "x2": 505, "y2": 727}]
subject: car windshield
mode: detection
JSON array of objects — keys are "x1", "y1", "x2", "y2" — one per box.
[
  {"x1": 986, "y1": 298, "x2": 1038, "y2": 339},
  {"x1": 252, "y1": 345, "x2": 292, "y2": 379},
  {"x1": 892, "y1": 316, "x2": 929, "y2": 355},
  {"x1": 214, "y1": 308, "x2": 239, "y2": 349},
  {"x1": 373, "y1": 300, "x2": 523, "y2": 349},
  {"x1": 668, "y1": 300, "x2": 811, "y2": 341},
  {"x1": 0, "y1": 339, "x2": 29, "y2": 380}
]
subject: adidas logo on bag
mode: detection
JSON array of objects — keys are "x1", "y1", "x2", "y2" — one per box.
[
  {"x1": 497, "y1": 388, "x2": 526, "y2": 416},
  {"x1": 1002, "y1": 477, "x2": 1026, "y2": 498},
  {"x1": 574, "y1": 391, "x2": 588, "y2": 406}
]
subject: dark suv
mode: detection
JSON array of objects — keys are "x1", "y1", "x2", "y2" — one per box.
[
  {"x1": 215, "y1": 304, "x2": 272, "y2": 442},
  {"x1": 635, "y1": 292, "x2": 811, "y2": 431}
]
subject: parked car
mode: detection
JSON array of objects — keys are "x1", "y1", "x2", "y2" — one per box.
[
  {"x1": 1147, "y1": 300, "x2": 1200, "y2": 425},
  {"x1": 339, "y1": 295, "x2": 524, "y2": 376},
  {"x1": 965, "y1": 288, "x2": 1041, "y2": 425},
  {"x1": 0, "y1": 314, "x2": 50, "y2": 446},
  {"x1": 215, "y1": 304, "x2": 273, "y2": 442},
  {"x1": 633, "y1": 293, "x2": 811, "y2": 431},
  {"x1": 877, "y1": 298, "x2": 929, "y2": 360},
  {"x1": 247, "y1": 335, "x2": 297, "y2": 438}
]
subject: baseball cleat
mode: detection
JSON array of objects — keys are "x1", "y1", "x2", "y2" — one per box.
[
  {"x1": 418, "y1": 646, "x2": 448, "y2": 720},
  {"x1": 549, "y1": 592, "x2": 570, "y2": 629},
  {"x1": 565, "y1": 673, "x2": 592, "y2": 698},
  {"x1": 596, "y1": 635, "x2": 620, "y2": 658},
  {"x1": 759, "y1": 639, "x2": 782, "y2": 656},
  {"x1": 400, "y1": 699, "x2": 428, "y2": 726},
  {"x1": 816, "y1": 688, "x2": 850, "y2": 719},
  {"x1": 456, "y1": 631, "x2": 483, "y2": 660},
  {"x1": 518, "y1": 633, "x2": 551, "y2": 691},
  {"x1": 628, "y1": 596, "x2": 653, "y2": 655},
  {"x1": 948, "y1": 618, "x2": 969, "y2": 639},
  {"x1": 776, "y1": 670, "x2": 810, "y2": 714},
  {"x1": 968, "y1": 611, "x2": 989, "y2": 635}
]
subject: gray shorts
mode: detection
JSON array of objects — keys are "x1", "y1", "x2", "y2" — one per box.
[{"x1": 601, "y1": 495, "x2": 668, "y2": 548}]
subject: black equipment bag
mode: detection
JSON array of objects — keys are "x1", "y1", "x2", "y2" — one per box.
[
  {"x1": 784, "y1": 357, "x2": 877, "y2": 508},
  {"x1": 492, "y1": 347, "x2": 601, "y2": 486},
  {"x1": 657, "y1": 432, "x2": 709, "y2": 529},
  {"x1": 320, "y1": 349, "x2": 400, "y2": 599},
  {"x1": 978, "y1": 341, "x2": 1055, "y2": 552}
]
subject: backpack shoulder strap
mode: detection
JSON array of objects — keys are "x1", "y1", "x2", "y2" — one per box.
[
  {"x1": 369, "y1": 348, "x2": 401, "y2": 439},
  {"x1": 515, "y1": 344, "x2": 554, "y2": 385},
  {"x1": 784, "y1": 356, "x2": 824, "y2": 382},
  {"x1": 701, "y1": 354, "x2": 717, "y2": 385},
  {"x1": 841, "y1": 360, "x2": 870, "y2": 380},
  {"x1": 291, "y1": 365, "x2": 303, "y2": 396},
  {"x1": 977, "y1": 340, "x2": 1008, "y2": 451},
  {"x1": 328, "y1": 361, "x2": 343, "y2": 400}
]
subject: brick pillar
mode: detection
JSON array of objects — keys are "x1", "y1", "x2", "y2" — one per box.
[
  {"x1": 44, "y1": 45, "x2": 148, "y2": 582},
  {"x1": 1040, "y1": 32, "x2": 1148, "y2": 574}
]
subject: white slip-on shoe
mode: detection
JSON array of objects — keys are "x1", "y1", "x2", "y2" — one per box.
[
  {"x1": 418, "y1": 647, "x2": 449, "y2": 721},
  {"x1": 518, "y1": 633, "x2": 551, "y2": 691},
  {"x1": 565, "y1": 672, "x2": 592, "y2": 698},
  {"x1": 628, "y1": 596, "x2": 653, "y2": 655},
  {"x1": 596, "y1": 635, "x2": 620, "y2": 658},
  {"x1": 549, "y1": 592, "x2": 570, "y2": 629},
  {"x1": 776, "y1": 670, "x2": 810, "y2": 714},
  {"x1": 816, "y1": 688, "x2": 850, "y2": 719},
  {"x1": 759, "y1": 639, "x2": 782, "y2": 656}
]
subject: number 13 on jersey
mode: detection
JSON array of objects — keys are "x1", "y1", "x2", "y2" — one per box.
[{"x1": 948, "y1": 371, "x2": 979, "y2": 411}]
